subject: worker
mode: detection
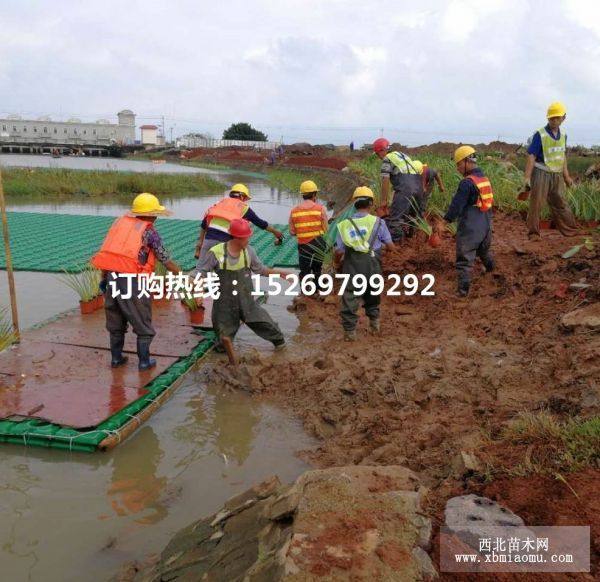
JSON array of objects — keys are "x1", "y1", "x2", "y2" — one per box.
[
  {"x1": 194, "y1": 184, "x2": 284, "y2": 260},
  {"x1": 289, "y1": 180, "x2": 329, "y2": 288},
  {"x1": 334, "y1": 187, "x2": 395, "y2": 341},
  {"x1": 434, "y1": 146, "x2": 494, "y2": 297},
  {"x1": 523, "y1": 102, "x2": 579, "y2": 240},
  {"x1": 92, "y1": 193, "x2": 181, "y2": 370},
  {"x1": 197, "y1": 218, "x2": 290, "y2": 365},
  {"x1": 411, "y1": 160, "x2": 445, "y2": 215},
  {"x1": 372, "y1": 137, "x2": 423, "y2": 242}
]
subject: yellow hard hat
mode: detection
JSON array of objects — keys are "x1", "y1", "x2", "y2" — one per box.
[
  {"x1": 411, "y1": 160, "x2": 424, "y2": 174},
  {"x1": 300, "y1": 180, "x2": 319, "y2": 194},
  {"x1": 454, "y1": 145, "x2": 477, "y2": 164},
  {"x1": 230, "y1": 183, "x2": 251, "y2": 200},
  {"x1": 352, "y1": 186, "x2": 375, "y2": 200},
  {"x1": 547, "y1": 101, "x2": 566, "y2": 119},
  {"x1": 130, "y1": 192, "x2": 169, "y2": 216}
]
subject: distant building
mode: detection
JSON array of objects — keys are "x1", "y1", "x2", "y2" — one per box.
[
  {"x1": 140, "y1": 125, "x2": 159, "y2": 145},
  {"x1": 175, "y1": 133, "x2": 281, "y2": 150},
  {"x1": 0, "y1": 109, "x2": 136, "y2": 149}
]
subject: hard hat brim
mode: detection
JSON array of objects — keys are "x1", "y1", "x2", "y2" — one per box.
[{"x1": 129, "y1": 206, "x2": 172, "y2": 217}]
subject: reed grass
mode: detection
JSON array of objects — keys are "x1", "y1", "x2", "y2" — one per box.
[
  {"x1": 2, "y1": 168, "x2": 224, "y2": 199},
  {"x1": 58, "y1": 263, "x2": 101, "y2": 302},
  {"x1": 0, "y1": 307, "x2": 17, "y2": 352}
]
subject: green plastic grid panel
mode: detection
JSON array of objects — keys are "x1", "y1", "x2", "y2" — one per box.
[
  {"x1": 0, "y1": 331, "x2": 216, "y2": 452},
  {"x1": 0, "y1": 212, "x2": 299, "y2": 272}
]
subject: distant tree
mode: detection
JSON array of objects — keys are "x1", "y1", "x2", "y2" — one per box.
[{"x1": 222, "y1": 122, "x2": 267, "y2": 142}]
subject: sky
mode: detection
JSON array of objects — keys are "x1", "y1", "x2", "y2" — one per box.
[{"x1": 0, "y1": 0, "x2": 599, "y2": 146}]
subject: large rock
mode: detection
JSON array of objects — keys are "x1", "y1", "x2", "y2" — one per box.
[
  {"x1": 130, "y1": 466, "x2": 437, "y2": 581},
  {"x1": 561, "y1": 303, "x2": 600, "y2": 331}
]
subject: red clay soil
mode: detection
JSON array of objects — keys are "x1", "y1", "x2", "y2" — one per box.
[{"x1": 208, "y1": 212, "x2": 599, "y2": 574}]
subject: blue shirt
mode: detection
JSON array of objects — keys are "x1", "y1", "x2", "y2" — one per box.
[
  {"x1": 201, "y1": 206, "x2": 269, "y2": 242},
  {"x1": 527, "y1": 124, "x2": 566, "y2": 164},
  {"x1": 444, "y1": 168, "x2": 487, "y2": 223},
  {"x1": 334, "y1": 212, "x2": 392, "y2": 251}
]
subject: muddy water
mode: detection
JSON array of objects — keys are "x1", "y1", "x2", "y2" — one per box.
[
  {"x1": 0, "y1": 159, "x2": 316, "y2": 581},
  {"x1": 0, "y1": 153, "x2": 297, "y2": 222}
]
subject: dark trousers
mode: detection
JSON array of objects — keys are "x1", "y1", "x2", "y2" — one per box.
[
  {"x1": 104, "y1": 275, "x2": 155, "y2": 343},
  {"x1": 298, "y1": 236, "x2": 325, "y2": 284},
  {"x1": 456, "y1": 227, "x2": 494, "y2": 291}
]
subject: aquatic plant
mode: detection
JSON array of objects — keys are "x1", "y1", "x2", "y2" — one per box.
[
  {"x1": 0, "y1": 307, "x2": 17, "y2": 352},
  {"x1": 58, "y1": 263, "x2": 101, "y2": 302}
]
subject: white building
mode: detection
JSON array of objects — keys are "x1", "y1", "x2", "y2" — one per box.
[
  {"x1": 176, "y1": 133, "x2": 281, "y2": 150},
  {"x1": 140, "y1": 125, "x2": 159, "y2": 145},
  {"x1": 0, "y1": 110, "x2": 136, "y2": 151}
]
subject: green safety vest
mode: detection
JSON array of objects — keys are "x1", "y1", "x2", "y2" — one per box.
[
  {"x1": 337, "y1": 214, "x2": 378, "y2": 253},
  {"x1": 538, "y1": 127, "x2": 566, "y2": 173},
  {"x1": 210, "y1": 243, "x2": 249, "y2": 271},
  {"x1": 384, "y1": 151, "x2": 419, "y2": 174}
]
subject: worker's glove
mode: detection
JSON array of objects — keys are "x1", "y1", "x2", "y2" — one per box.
[
  {"x1": 99, "y1": 279, "x2": 108, "y2": 294},
  {"x1": 274, "y1": 234, "x2": 284, "y2": 246}
]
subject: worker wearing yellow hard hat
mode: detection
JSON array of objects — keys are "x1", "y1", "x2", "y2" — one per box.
[
  {"x1": 434, "y1": 146, "x2": 495, "y2": 297},
  {"x1": 289, "y1": 180, "x2": 329, "y2": 291},
  {"x1": 92, "y1": 193, "x2": 181, "y2": 370},
  {"x1": 195, "y1": 182, "x2": 284, "y2": 262},
  {"x1": 333, "y1": 186, "x2": 394, "y2": 341},
  {"x1": 523, "y1": 101, "x2": 579, "y2": 240},
  {"x1": 411, "y1": 160, "x2": 446, "y2": 217}
]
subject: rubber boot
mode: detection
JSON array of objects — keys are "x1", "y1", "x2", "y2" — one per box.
[
  {"x1": 344, "y1": 330, "x2": 357, "y2": 342},
  {"x1": 137, "y1": 337, "x2": 156, "y2": 371},
  {"x1": 483, "y1": 258, "x2": 495, "y2": 273},
  {"x1": 369, "y1": 318, "x2": 380, "y2": 334},
  {"x1": 110, "y1": 334, "x2": 128, "y2": 368}
]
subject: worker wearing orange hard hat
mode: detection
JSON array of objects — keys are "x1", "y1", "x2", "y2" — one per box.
[
  {"x1": 373, "y1": 137, "x2": 423, "y2": 242},
  {"x1": 523, "y1": 102, "x2": 579, "y2": 240},
  {"x1": 197, "y1": 218, "x2": 291, "y2": 365}
]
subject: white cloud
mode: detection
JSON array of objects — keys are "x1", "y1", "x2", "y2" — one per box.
[{"x1": 0, "y1": 0, "x2": 598, "y2": 145}]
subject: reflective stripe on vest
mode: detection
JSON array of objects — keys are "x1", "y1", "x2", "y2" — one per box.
[
  {"x1": 205, "y1": 198, "x2": 249, "y2": 233},
  {"x1": 290, "y1": 202, "x2": 325, "y2": 244},
  {"x1": 467, "y1": 174, "x2": 494, "y2": 212},
  {"x1": 91, "y1": 215, "x2": 156, "y2": 274},
  {"x1": 210, "y1": 242, "x2": 249, "y2": 271},
  {"x1": 384, "y1": 151, "x2": 419, "y2": 174},
  {"x1": 538, "y1": 127, "x2": 566, "y2": 173},
  {"x1": 337, "y1": 214, "x2": 378, "y2": 253}
]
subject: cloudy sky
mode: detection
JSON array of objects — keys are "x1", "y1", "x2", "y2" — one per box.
[{"x1": 1, "y1": 0, "x2": 598, "y2": 146}]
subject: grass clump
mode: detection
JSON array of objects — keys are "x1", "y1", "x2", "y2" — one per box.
[
  {"x1": 2, "y1": 168, "x2": 224, "y2": 200},
  {"x1": 58, "y1": 263, "x2": 102, "y2": 302},
  {"x1": 0, "y1": 307, "x2": 17, "y2": 352},
  {"x1": 501, "y1": 411, "x2": 600, "y2": 476}
]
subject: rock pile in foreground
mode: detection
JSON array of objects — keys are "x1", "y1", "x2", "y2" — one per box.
[{"x1": 127, "y1": 466, "x2": 437, "y2": 581}]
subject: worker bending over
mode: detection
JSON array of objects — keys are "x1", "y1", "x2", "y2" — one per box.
[
  {"x1": 411, "y1": 160, "x2": 445, "y2": 216},
  {"x1": 523, "y1": 102, "x2": 579, "y2": 240},
  {"x1": 195, "y1": 184, "x2": 284, "y2": 260},
  {"x1": 373, "y1": 137, "x2": 423, "y2": 242},
  {"x1": 435, "y1": 147, "x2": 494, "y2": 297},
  {"x1": 334, "y1": 187, "x2": 394, "y2": 341},
  {"x1": 197, "y1": 218, "x2": 289, "y2": 365},
  {"x1": 92, "y1": 193, "x2": 181, "y2": 370},
  {"x1": 289, "y1": 180, "x2": 329, "y2": 287}
]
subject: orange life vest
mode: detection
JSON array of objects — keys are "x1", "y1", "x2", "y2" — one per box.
[
  {"x1": 468, "y1": 174, "x2": 494, "y2": 212},
  {"x1": 204, "y1": 197, "x2": 248, "y2": 232},
  {"x1": 290, "y1": 201, "x2": 326, "y2": 245},
  {"x1": 91, "y1": 215, "x2": 156, "y2": 274}
]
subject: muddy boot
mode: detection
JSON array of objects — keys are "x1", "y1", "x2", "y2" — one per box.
[
  {"x1": 273, "y1": 340, "x2": 286, "y2": 351},
  {"x1": 369, "y1": 318, "x2": 381, "y2": 334},
  {"x1": 137, "y1": 337, "x2": 156, "y2": 371},
  {"x1": 344, "y1": 330, "x2": 357, "y2": 342},
  {"x1": 109, "y1": 334, "x2": 128, "y2": 368},
  {"x1": 483, "y1": 259, "x2": 495, "y2": 273}
]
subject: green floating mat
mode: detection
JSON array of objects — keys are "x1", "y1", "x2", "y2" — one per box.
[
  {"x1": 0, "y1": 212, "x2": 300, "y2": 272},
  {"x1": 0, "y1": 331, "x2": 217, "y2": 452}
]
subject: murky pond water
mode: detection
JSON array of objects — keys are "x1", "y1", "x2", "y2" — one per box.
[
  {"x1": 0, "y1": 156, "x2": 316, "y2": 581},
  {"x1": 0, "y1": 154, "x2": 297, "y2": 222}
]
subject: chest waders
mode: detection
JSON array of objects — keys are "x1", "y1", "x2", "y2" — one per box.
[
  {"x1": 386, "y1": 153, "x2": 423, "y2": 242},
  {"x1": 340, "y1": 218, "x2": 383, "y2": 332},
  {"x1": 211, "y1": 250, "x2": 284, "y2": 347}
]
